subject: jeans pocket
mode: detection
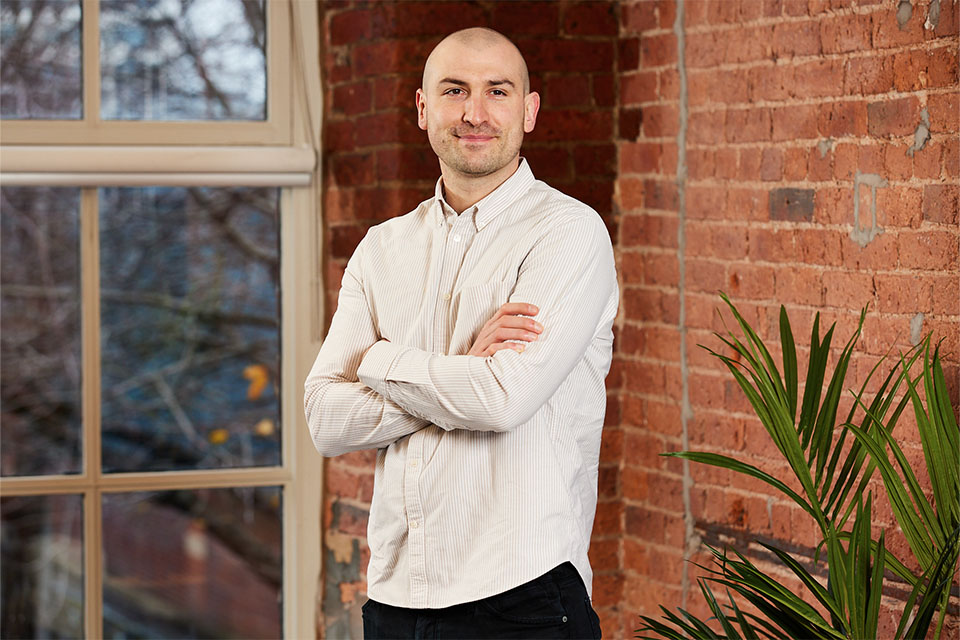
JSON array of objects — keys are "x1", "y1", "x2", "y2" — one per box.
[{"x1": 478, "y1": 580, "x2": 568, "y2": 625}]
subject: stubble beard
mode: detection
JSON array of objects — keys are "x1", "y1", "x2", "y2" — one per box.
[{"x1": 429, "y1": 125, "x2": 521, "y2": 177}]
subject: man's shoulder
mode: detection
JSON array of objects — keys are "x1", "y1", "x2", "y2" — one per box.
[{"x1": 522, "y1": 180, "x2": 609, "y2": 240}]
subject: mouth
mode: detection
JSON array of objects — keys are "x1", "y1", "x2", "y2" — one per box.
[{"x1": 457, "y1": 134, "x2": 496, "y2": 143}]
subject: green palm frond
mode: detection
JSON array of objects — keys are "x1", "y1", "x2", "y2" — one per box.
[{"x1": 638, "y1": 297, "x2": 959, "y2": 640}]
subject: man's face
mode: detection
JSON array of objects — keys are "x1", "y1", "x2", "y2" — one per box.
[{"x1": 417, "y1": 39, "x2": 539, "y2": 179}]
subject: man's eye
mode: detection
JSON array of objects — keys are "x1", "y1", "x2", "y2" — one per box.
[
  {"x1": 491, "y1": 89, "x2": 506, "y2": 96},
  {"x1": 445, "y1": 88, "x2": 464, "y2": 95}
]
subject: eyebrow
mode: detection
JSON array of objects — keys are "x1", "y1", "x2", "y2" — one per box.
[{"x1": 438, "y1": 77, "x2": 516, "y2": 89}]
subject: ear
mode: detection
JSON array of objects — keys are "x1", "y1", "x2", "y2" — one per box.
[
  {"x1": 416, "y1": 89, "x2": 428, "y2": 131},
  {"x1": 523, "y1": 91, "x2": 540, "y2": 133}
]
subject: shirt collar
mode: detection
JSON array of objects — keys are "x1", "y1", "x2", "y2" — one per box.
[{"x1": 432, "y1": 158, "x2": 536, "y2": 231}]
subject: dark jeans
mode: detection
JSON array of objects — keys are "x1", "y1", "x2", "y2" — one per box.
[{"x1": 361, "y1": 562, "x2": 602, "y2": 639}]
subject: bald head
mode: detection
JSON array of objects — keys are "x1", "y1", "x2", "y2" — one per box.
[{"x1": 422, "y1": 28, "x2": 531, "y2": 94}]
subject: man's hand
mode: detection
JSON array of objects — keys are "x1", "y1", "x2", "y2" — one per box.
[{"x1": 467, "y1": 303, "x2": 543, "y2": 357}]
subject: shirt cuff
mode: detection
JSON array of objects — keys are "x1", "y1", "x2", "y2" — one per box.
[{"x1": 358, "y1": 340, "x2": 430, "y2": 390}]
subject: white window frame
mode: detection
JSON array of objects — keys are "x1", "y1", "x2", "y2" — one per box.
[{"x1": 0, "y1": 1, "x2": 323, "y2": 638}]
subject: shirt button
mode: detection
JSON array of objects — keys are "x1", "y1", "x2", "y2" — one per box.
[
  {"x1": 410, "y1": 520, "x2": 419, "y2": 529},
  {"x1": 453, "y1": 234, "x2": 462, "y2": 242},
  {"x1": 409, "y1": 460, "x2": 419, "y2": 469},
  {"x1": 442, "y1": 293, "x2": 451, "y2": 301}
]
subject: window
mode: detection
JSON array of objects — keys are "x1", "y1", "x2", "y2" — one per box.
[{"x1": 0, "y1": 2, "x2": 322, "y2": 638}]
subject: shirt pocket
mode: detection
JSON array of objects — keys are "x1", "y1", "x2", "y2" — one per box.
[{"x1": 448, "y1": 280, "x2": 515, "y2": 355}]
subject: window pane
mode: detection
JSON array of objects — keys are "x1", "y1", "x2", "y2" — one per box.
[
  {"x1": 100, "y1": 0, "x2": 266, "y2": 121},
  {"x1": 102, "y1": 487, "x2": 282, "y2": 639},
  {"x1": 1, "y1": 187, "x2": 82, "y2": 477},
  {"x1": 0, "y1": 0, "x2": 82, "y2": 120},
  {"x1": 1, "y1": 494, "x2": 84, "y2": 639},
  {"x1": 99, "y1": 187, "x2": 280, "y2": 473}
]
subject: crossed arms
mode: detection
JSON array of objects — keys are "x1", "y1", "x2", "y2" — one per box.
[{"x1": 304, "y1": 214, "x2": 616, "y2": 457}]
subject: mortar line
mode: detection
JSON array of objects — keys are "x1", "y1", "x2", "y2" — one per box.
[{"x1": 674, "y1": 0, "x2": 696, "y2": 611}]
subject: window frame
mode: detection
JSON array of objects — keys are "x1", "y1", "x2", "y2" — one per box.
[{"x1": 0, "y1": 1, "x2": 323, "y2": 638}]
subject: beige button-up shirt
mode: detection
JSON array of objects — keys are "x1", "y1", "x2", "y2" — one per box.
[{"x1": 304, "y1": 160, "x2": 618, "y2": 609}]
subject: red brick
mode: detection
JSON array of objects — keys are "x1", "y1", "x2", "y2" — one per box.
[
  {"x1": 592, "y1": 73, "x2": 616, "y2": 107},
  {"x1": 520, "y1": 39, "x2": 614, "y2": 73},
  {"x1": 773, "y1": 20, "x2": 821, "y2": 57},
  {"x1": 644, "y1": 179, "x2": 678, "y2": 212},
  {"x1": 707, "y1": 0, "x2": 739, "y2": 23},
  {"x1": 621, "y1": 142, "x2": 662, "y2": 174},
  {"x1": 376, "y1": 147, "x2": 436, "y2": 182},
  {"x1": 793, "y1": 58, "x2": 844, "y2": 98},
  {"x1": 748, "y1": 65, "x2": 789, "y2": 102},
  {"x1": 353, "y1": 40, "x2": 431, "y2": 77},
  {"x1": 923, "y1": 184, "x2": 959, "y2": 225},
  {"x1": 798, "y1": 228, "x2": 843, "y2": 267},
  {"x1": 563, "y1": 1, "x2": 618, "y2": 36},
  {"x1": 641, "y1": 33, "x2": 677, "y2": 67},
  {"x1": 823, "y1": 270, "x2": 875, "y2": 309},
  {"x1": 724, "y1": 25, "x2": 775, "y2": 64},
  {"x1": 759, "y1": 148, "x2": 782, "y2": 181},
  {"x1": 371, "y1": 2, "x2": 486, "y2": 38},
  {"x1": 544, "y1": 74, "x2": 592, "y2": 107},
  {"x1": 784, "y1": 147, "x2": 808, "y2": 181},
  {"x1": 333, "y1": 80, "x2": 372, "y2": 116},
  {"x1": 686, "y1": 185, "x2": 725, "y2": 220},
  {"x1": 525, "y1": 147, "x2": 571, "y2": 182},
  {"x1": 618, "y1": 107, "x2": 642, "y2": 141},
  {"x1": 573, "y1": 143, "x2": 616, "y2": 177},
  {"x1": 749, "y1": 227, "x2": 797, "y2": 262},
  {"x1": 686, "y1": 258, "x2": 726, "y2": 294},
  {"x1": 872, "y1": 5, "x2": 925, "y2": 48},
  {"x1": 642, "y1": 104, "x2": 679, "y2": 138},
  {"x1": 819, "y1": 12, "x2": 871, "y2": 54},
  {"x1": 928, "y1": 91, "x2": 960, "y2": 134},
  {"x1": 331, "y1": 152, "x2": 375, "y2": 186},
  {"x1": 899, "y1": 230, "x2": 959, "y2": 270},
  {"x1": 893, "y1": 47, "x2": 960, "y2": 92},
  {"x1": 818, "y1": 100, "x2": 868, "y2": 137},
  {"x1": 875, "y1": 185, "x2": 923, "y2": 228},
  {"x1": 727, "y1": 188, "x2": 769, "y2": 221},
  {"x1": 776, "y1": 266, "x2": 824, "y2": 306},
  {"x1": 867, "y1": 97, "x2": 922, "y2": 137},
  {"x1": 656, "y1": 0, "x2": 676, "y2": 29},
  {"x1": 354, "y1": 112, "x2": 422, "y2": 146},
  {"x1": 374, "y1": 75, "x2": 421, "y2": 111},
  {"x1": 771, "y1": 104, "x2": 819, "y2": 141},
  {"x1": 945, "y1": 137, "x2": 960, "y2": 178},
  {"x1": 688, "y1": 110, "x2": 724, "y2": 144},
  {"x1": 621, "y1": 0, "x2": 657, "y2": 33},
  {"x1": 686, "y1": 32, "x2": 722, "y2": 68},
  {"x1": 726, "y1": 108, "x2": 771, "y2": 143},
  {"x1": 492, "y1": 1, "x2": 560, "y2": 36},
  {"x1": 534, "y1": 109, "x2": 613, "y2": 142},
  {"x1": 621, "y1": 71, "x2": 657, "y2": 106},
  {"x1": 643, "y1": 252, "x2": 679, "y2": 286},
  {"x1": 843, "y1": 53, "x2": 895, "y2": 96},
  {"x1": 325, "y1": 121, "x2": 359, "y2": 158},
  {"x1": 329, "y1": 9, "x2": 372, "y2": 46},
  {"x1": 354, "y1": 188, "x2": 427, "y2": 222},
  {"x1": 875, "y1": 274, "x2": 933, "y2": 314}
]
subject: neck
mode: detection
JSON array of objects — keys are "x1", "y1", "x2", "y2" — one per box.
[{"x1": 440, "y1": 157, "x2": 520, "y2": 213}]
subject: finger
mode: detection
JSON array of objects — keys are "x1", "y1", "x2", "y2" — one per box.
[
  {"x1": 491, "y1": 327, "x2": 539, "y2": 342},
  {"x1": 489, "y1": 316, "x2": 543, "y2": 333},
  {"x1": 492, "y1": 302, "x2": 539, "y2": 321},
  {"x1": 484, "y1": 342, "x2": 525, "y2": 357}
]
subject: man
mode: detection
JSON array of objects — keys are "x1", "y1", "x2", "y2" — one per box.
[{"x1": 305, "y1": 27, "x2": 617, "y2": 639}]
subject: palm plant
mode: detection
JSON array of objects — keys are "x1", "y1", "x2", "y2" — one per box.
[{"x1": 637, "y1": 294, "x2": 959, "y2": 640}]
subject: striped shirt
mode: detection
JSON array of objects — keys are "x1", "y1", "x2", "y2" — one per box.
[{"x1": 304, "y1": 159, "x2": 618, "y2": 609}]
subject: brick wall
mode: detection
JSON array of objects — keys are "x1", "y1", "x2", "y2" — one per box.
[
  {"x1": 319, "y1": 0, "x2": 958, "y2": 637},
  {"x1": 619, "y1": 0, "x2": 958, "y2": 638},
  {"x1": 320, "y1": 2, "x2": 619, "y2": 636}
]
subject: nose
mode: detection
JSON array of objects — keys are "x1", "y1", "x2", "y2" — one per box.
[{"x1": 462, "y1": 94, "x2": 488, "y2": 126}]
